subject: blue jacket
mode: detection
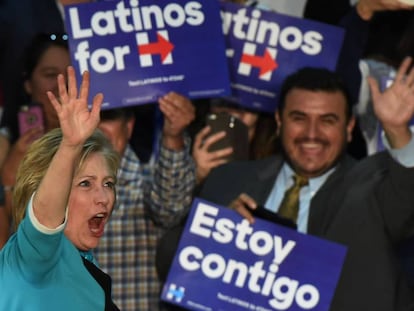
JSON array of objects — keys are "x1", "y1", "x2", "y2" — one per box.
[{"x1": 0, "y1": 200, "x2": 106, "y2": 310}]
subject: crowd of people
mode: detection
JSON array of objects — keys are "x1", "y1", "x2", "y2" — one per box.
[{"x1": 0, "y1": 0, "x2": 414, "y2": 310}]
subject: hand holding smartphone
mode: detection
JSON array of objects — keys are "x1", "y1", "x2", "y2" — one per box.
[
  {"x1": 206, "y1": 112, "x2": 249, "y2": 161},
  {"x1": 251, "y1": 206, "x2": 297, "y2": 229},
  {"x1": 18, "y1": 105, "x2": 44, "y2": 141}
]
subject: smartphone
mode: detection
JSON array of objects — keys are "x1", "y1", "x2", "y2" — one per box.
[
  {"x1": 252, "y1": 206, "x2": 297, "y2": 229},
  {"x1": 18, "y1": 105, "x2": 44, "y2": 137},
  {"x1": 206, "y1": 112, "x2": 249, "y2": 161}
]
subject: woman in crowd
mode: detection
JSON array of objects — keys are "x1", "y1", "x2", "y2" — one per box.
[
  {"x1": 0, "y1": 33, "x2": 70, "y2": 247},
  {"x1": 0, "y1": 32, "x2": 70, "y2": 162}
]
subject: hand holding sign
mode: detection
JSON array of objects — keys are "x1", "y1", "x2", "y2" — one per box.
[
  {"x1": 64, "y1": 0, "x2": 231, "y2": 109},
  {"x1": 159, "y1": 92, "x2": 195, "y2": 150},
  {"x1": 161, "y1": 198, "x2": 347, "y2": 311}
]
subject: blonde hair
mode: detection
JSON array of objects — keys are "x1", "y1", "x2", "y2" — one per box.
[{"x1": 12, "y1": 128, "x2": 119, "y2": 230}]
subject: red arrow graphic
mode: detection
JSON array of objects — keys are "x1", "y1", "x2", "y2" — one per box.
[
  {"x1": 241, "y1": 49, "x2": 278, "y2": 76},
  {"x1": 138, "y1": 33, "x2": 174, "y2": 62}
]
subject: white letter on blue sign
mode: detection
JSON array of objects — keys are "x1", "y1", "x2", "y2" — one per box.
[
  {"x1": 189, "y1": 203, "x2": 219, "y2": 238},
  {"x1": 69, "y1": 7, "x2": 93, "y2": 39},
  {"x1": 179, "y1": 246, "x2": 203, "y2": 271}
]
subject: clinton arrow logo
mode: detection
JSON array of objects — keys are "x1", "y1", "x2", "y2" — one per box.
[
  {"x1": 136, "y1": 30, "x2": 175, "y2": 67},
  {"x1": 167, "y1": 283, "x2": 185, "y2": 303},
  {"x1": 238, "y1": 42, "x2": 278, "y2": 81}
]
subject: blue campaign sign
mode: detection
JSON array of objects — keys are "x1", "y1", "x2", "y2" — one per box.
[
  {"x1": 221, "y1": 2, "x2": 345, "y2": 113},
  {"x1": 64, "y1": 0, "x2": 231, "y2": 109},
  {"x1": 161, "y1": 198, "x2": 347, "y2": 311}
]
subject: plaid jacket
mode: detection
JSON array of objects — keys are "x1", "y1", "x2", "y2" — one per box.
[{"x1": 94, "y1": 142, "x2": 195, "y2": 311}]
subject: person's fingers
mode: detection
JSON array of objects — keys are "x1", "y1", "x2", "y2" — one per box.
[
  {"x1": 47, "y1": 91, "x2": 61, "y2": 113},
  {"x1": 21, "y1": 127, "x2": 43, "y2": 144},
  {"x1": 79, "y1": 70, "x2": 90, "y2": 102},
  {"x1": 209, "y1": 147, "x2": 233, "y2": 158},
  {"x1": 395, "y1": 56, "x2": 412, "y2": 84},
  {"x1": 202, "y1": 130, "x2": 226, "y2": 149},
  {"x1": 239, "y1": 193, "x2": 258, "y2": 210},
  {"x1": 206, "y1": 158, "x2": 230, "y2": 168},
  {"x1": 229, "y1": 193, "x2": 257, "y2": 224},
  {"x1": 90, "y1": 93, "x2": 104, "y2": 120},
  {"x1": 394, "y1": 1, "x2": 414, "y2": 10},
  {"x1": 164, "y1": 92, "x2": 194, "y2": 112},
  {"x1": 67, "y1": 66, "x2": 77, "y2": 99},
  {"x1": 404, "y1": 59, "x2": 414, "y2": 87},
  {"x1": 57, "y1": 73, "x2": 68, "y2": 105},
  {"x1": 193, "y1": 126, "x2": 211, "y2": 148},
  {"x1": 158, "y1": 97, "x2": 172, "y2": 115},
  {"x1": 159, "y1": 93, "x2": 195, "y2": 122}
]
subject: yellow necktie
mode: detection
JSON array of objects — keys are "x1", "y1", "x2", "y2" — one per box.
[{"x1": 278, "y1": 174, "x2": 308, "y2": 223}]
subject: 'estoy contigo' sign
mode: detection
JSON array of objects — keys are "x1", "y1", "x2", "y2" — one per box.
[{"x1": 162, "y1": 198, "x2": 347, "y2": 311}]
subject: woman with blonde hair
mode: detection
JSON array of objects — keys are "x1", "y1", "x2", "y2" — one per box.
[{"x1": 0, "y1": 66, "x2": 120, "y2": 310}]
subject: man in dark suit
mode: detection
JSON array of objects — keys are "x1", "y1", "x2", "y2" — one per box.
[{"x1": 194, "y1": 58, "x2": 414, "y2": 310}]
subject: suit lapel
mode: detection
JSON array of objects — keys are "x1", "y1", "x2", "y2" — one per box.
[
  {"x1": 307, "y1": 155, "x2": 356, "y2": 235},
  {"x1": 249, "y1": 156, "x2": 284, "y2": 205}
]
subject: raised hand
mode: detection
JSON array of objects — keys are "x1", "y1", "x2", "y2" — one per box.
[
  {"x1": 46, "y1": 66, "x2": 103, "y2": 147},
  {"x1": 368, "y1": 56, "x2": 414, "y2": 148},
  {"x1": 158, "y1": 92, "x2": 195, "y2": 150}
]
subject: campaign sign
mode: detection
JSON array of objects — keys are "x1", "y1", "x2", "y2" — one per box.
[
  {"x1": 64, "y1": 0, "x2": 231, "y2": 109},
  {"x1": 161, "y1": 198, "x2": 347, "y2": 311},
  {"x1": 221, "y1": 2, "x2": 344, "y2": 112}
]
